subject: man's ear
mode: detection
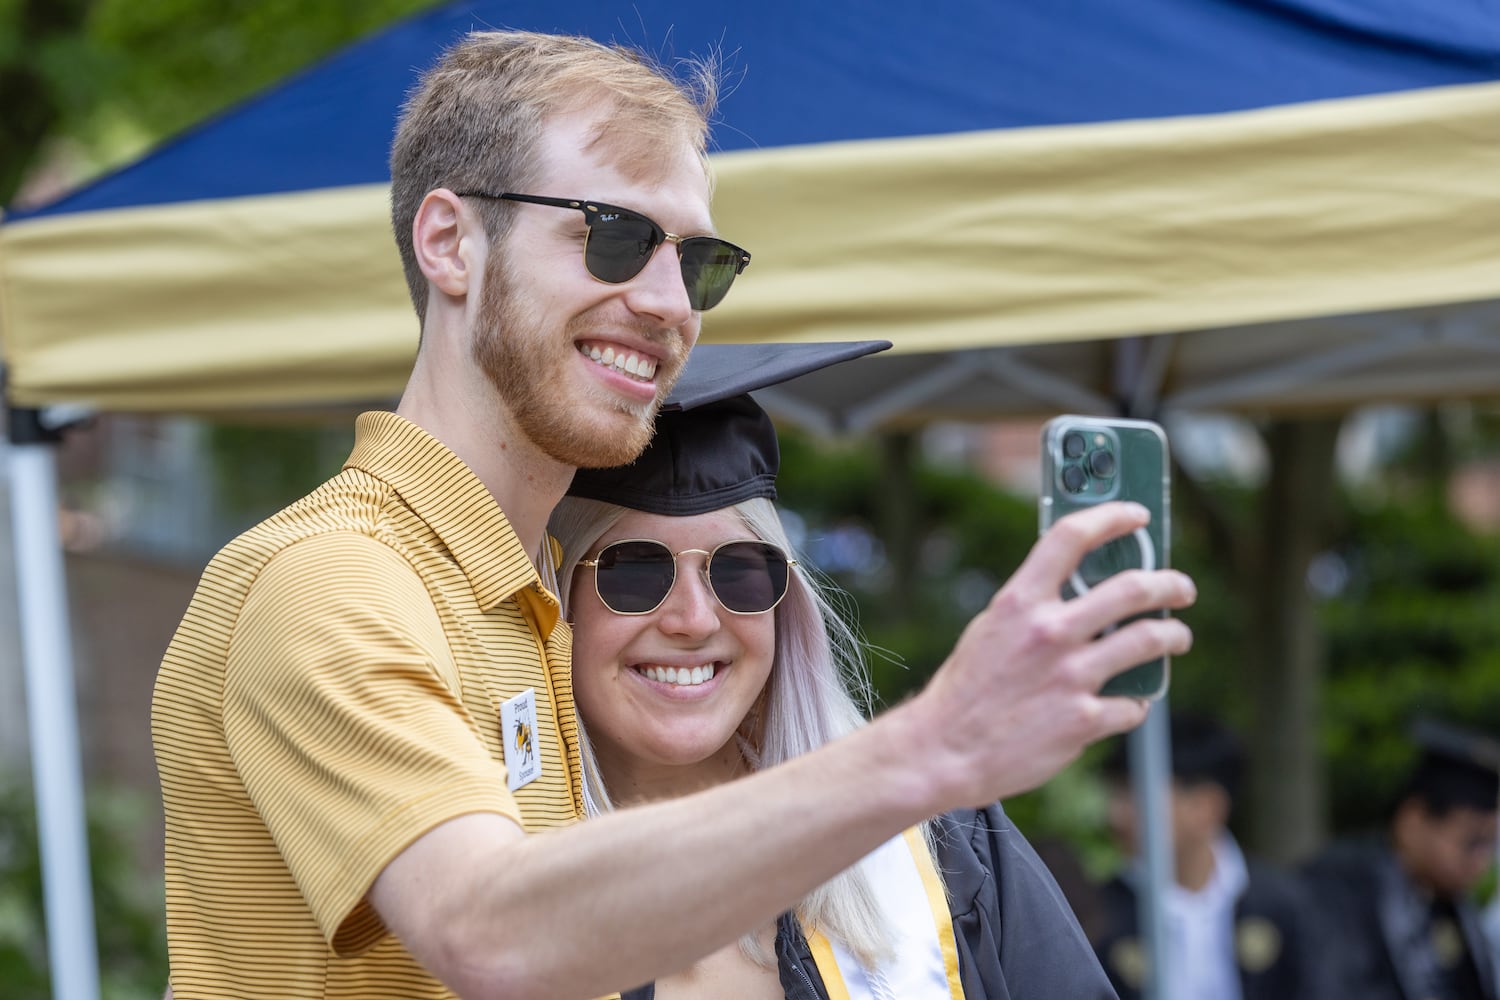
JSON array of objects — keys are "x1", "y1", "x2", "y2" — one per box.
[{"x1": 412, "y1": 189, "x2": 480, "y2": 297}]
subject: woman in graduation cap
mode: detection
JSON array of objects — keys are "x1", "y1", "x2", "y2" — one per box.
[{"x1": 548, "y1": 342, "x2": 1117, "y2": 1000}]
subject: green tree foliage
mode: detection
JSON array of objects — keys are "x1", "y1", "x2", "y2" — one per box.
[
  {"x1": 776, "y1": 428, "x2": 1036, "y2": 704},
  {"x1": 0, "y1": 781, "x2": 167, "y2": 999},
  {"x1": 205, "y1": 421, "x2": 354, "y2": 529},
  {"x1": 1, "y1": 0, "x2": 441, "y2": 206},
  {"x1": 84, "y1": 0, "x2": 441, "y2": 146},
  {"x1": 0, "y1": 0, "x2": 98, "y2": 202},
  {"x1": 1320, "y1": 492, "x2": 1500, "y2": 836}
]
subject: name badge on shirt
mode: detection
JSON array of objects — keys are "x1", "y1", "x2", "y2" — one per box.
[{"x1": 500, "y1": 688, "x2": 542, "y2": 791}]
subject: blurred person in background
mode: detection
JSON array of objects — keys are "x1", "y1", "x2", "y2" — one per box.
[
  {"x1": 1092, "y1": 711, "x2": 1327, "y2": 999},
  {"x1": 1301, "y1": 718, "x2": 1500, "y2": 1000},
  {"x1": 549, "y1": 343, "x2": 1118, "y2": 998},
  {"x1": 150, "y1": 26, "x2": 1196, "y2": 998}
]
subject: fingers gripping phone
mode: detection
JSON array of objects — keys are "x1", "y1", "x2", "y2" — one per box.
[{"x1": 1039, "y1": 415, "x2": 1171, "y2": 699}]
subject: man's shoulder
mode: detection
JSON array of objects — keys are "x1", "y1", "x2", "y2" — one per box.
[
  {"x1": 1296, "y1": 836, "x2": 1393, "y2": 920},
  {"x1": 181, "y1": 467, "x2": 425, "y2": 625},
  {"x1": 1300, "y1": 835, "x2": 1387, "y2": 881},
  {"x1": 214, "y1": 467, "x2": 400, "y2": 563}
]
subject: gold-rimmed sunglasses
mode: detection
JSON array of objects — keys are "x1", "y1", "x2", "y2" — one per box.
[{"x1": 579, "y1": 538, "x2": 795, "y2": 615}]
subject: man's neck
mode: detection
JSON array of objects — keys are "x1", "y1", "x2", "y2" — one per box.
[
  {"x1": 1176, "y1": 837, "x2": 1219, "y2": 893},
  {"x1": 396, "y1": 369, "x2": 575, "y2": 560}
]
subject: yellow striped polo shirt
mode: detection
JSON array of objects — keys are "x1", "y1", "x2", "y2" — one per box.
[{"x1": 152, "y1": 410, "x2": 586, "y2": 998}]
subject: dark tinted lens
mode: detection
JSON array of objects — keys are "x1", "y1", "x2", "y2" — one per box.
[
  {"x1": 679, "y1": 238, "x2": 745, "y2": 311},
  {"x1": 584, "y1": 214, "x2": 661, "y2": 283},
  {"x1": 708, "y1": 541, "x2": 788, "y2": 613},
  {"x1": 594, "y1": 540, "x2": 676, "y2": 613}
]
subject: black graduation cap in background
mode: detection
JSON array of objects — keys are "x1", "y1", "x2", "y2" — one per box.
[
  {"x1": 567, "y1": 340, "x2": 891, "y2": 516},
  {"x1": 1103, "y1": 711, "x2": 1245, "y2": 801},
  {"x1": 1403, "y1": 716, "x2": 1500, "y2": 810}
]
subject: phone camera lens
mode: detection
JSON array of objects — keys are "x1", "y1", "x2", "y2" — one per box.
[
  {"x1": 1061, "y1": 465, "x2": 1089, "y2": 493},
  {"x1": 1062, "y1": 431, "x2": 1087, "y2": 459},
  {"x1": 1088, "y1": 449, "x2": 1117, "y2": 478}
]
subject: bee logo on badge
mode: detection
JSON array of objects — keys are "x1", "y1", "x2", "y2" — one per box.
[
  {"x1": 514, "y1": 719, "x2": 534, "y2": 767},
  {"x1": 501, "y1": 688, "x2": 542, "y2": 791}
]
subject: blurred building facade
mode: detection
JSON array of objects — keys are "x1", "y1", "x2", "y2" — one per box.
[{"x1": 0, "y1": 414, "x2": 349, "y2": 799}]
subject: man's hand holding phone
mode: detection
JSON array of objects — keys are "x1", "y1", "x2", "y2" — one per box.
[{"x1": 901, "y1": 499, "x2": 1195, "y2": 811}]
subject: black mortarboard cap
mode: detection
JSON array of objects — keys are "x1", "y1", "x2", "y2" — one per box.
[
  {"x1": 1102, "y1": 711, "x2": 1245, "y2": 801},
  {"x1": 1403, "y1": 717, "x2": 1500, "y2": 812},
  {"x1": 566, "y1": 340, "x2": 891, "y2": 516},
  {"x1": 1167, "y1": 713, "x2": 1245, "y2": 798}
]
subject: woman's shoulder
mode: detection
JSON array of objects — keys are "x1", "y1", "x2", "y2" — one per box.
[{"x1": 929, "y1": 802, "x2": 1017, "y2": 862}]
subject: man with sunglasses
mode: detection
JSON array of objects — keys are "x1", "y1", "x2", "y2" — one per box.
[{"x1": 153, "y1": 28, "x2": 1195, "y2": 1000}]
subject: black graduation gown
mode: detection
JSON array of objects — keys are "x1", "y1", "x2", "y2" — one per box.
[
  {"x1": 622, "y1": 803, "x2": 1117, "y2": 1000},
  {"x1": 1091, "y1": 854, "x2": 1330, "y2": 1000},
  {"x1": 1300, "y1": 839, "x2": 1499, "y2": 1000}
]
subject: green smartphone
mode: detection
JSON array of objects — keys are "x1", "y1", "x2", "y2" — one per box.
[{"x1": 1039, "y1": 415, "x2": 1171, "y2": 699}]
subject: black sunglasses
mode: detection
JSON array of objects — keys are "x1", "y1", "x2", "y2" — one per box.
[
  {"x1": 454, "y1": 192, "x2": 751, "y2": 311},
  {"x1": 578, "y1": 538, "x2": 795, "y2": 615}
]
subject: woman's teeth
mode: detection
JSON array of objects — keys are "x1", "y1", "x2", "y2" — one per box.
[
  {"x1": 583, "y1": 344, "x2": 657, "y2": 381},
  {"x1": 639, "y1": 664, "x2": 716, "y2": 687}
]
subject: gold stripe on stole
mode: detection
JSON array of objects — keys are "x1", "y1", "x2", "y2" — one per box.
[
  {"x1": 806, "y1": 828, "x2": 964, "y2": 999},
  {"x1": 903, "y1": 826, "x2": 965, "y2": 1000},
  {"x1": 807, "y1": 929, "x2": 855, "y2": 1000}
]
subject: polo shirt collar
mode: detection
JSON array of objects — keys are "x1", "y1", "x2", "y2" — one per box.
[{"x1": 346, "y1": 411, "x2": 554, "y2": 617}]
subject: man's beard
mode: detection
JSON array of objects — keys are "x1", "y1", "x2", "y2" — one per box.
[{"x1": 471, "y1": 255, "x2": 687, "y2": 469}]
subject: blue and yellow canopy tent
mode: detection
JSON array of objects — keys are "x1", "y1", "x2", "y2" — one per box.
[
  {"x1": 4, "y1": 0, "x2": 1499, "y2": 415},
  {"x1": 3, "y1": 2, "x2": 1499, "y2": 996}
]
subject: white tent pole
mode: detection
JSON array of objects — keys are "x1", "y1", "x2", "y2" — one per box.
[
  {"x1": 1105, "y1": 356, "x2": 1176, "y2": 1000},
  {"x1": 1131, "y1": 699, "x2": 1176, "y2": 1000},
  {"x1": 8, "y1": 407, "x2": 101, "y2": 1000}
]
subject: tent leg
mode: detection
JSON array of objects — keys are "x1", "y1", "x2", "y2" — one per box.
[
  {"x1": 8, "y1": 408, "x2": 101, "y2": 1000},
  {"x1": 1131, "y1": 698, "x2": 1175, "y2": 1000}
]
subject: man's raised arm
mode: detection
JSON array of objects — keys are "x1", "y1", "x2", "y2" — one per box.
[{"x1": 370, "y1": 500, "x2": 1195, "y2": 999}]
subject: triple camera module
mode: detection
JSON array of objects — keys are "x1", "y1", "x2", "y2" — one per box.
[{"x1": 1058, "y1": 428, "x2": 1119, "y2": 496}]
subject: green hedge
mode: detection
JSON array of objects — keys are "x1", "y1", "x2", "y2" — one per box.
[{"x1": 0, "y1": 780, "x2": 167, "y2": 1000}]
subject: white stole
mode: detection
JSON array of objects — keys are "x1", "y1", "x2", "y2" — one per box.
[{"x1": 807, "y1": 828, "x2": 965, "y2": 1000}]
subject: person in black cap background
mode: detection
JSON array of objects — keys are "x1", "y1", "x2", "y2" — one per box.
[
  {"x1": 550, "y1": 340, "x2": 1118, "y2": 998},
  {"x1": 1090, "y1": 711, "x2": 1328, "y2": 1000},
  {"x1": 1300, "y1": 717, "x2": 1500, "y2": 1000}
]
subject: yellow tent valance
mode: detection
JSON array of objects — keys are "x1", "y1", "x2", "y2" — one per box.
[{"x1": 3, "y1": 79, "x2": 1499, "y2": 413}]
